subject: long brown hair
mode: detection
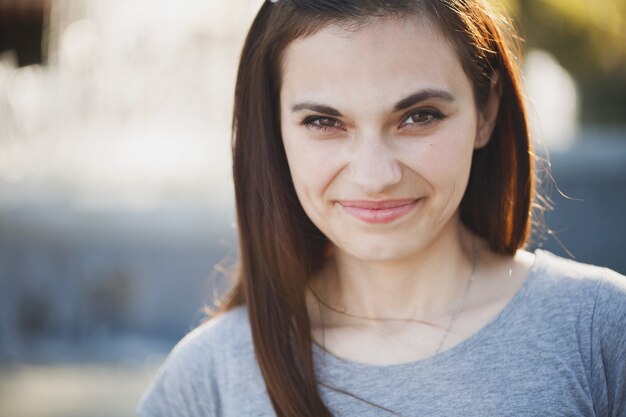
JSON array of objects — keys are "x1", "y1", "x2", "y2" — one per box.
[{"x1": 220, "y1": 1, "x2": 532, "y2": 416}]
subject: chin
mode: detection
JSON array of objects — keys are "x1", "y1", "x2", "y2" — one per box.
[{"x1": 339, "y1": 240, "x2": 418, "y2": 263}]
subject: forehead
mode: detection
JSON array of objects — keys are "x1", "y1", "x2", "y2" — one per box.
[{"x1": 280, "y1": 16, "x2": 471, "y2": 108}]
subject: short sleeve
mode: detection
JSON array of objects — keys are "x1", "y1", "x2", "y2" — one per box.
[
  {"x1": 137, "y1": 325, "x2": 223, "y2": 417},
  {"x1": 590, "y1": 268, "x2": 626, "y2": 417}
]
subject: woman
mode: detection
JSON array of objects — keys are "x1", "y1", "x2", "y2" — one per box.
[{"x1": 138, "y1": 1, "x2": 626, "y2": 416}]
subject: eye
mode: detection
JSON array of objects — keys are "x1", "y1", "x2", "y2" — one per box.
[
  {"x1": 400, "y1": 109, "x2": 445, "y2": 128},
  {"x1": 302, "y1": 116, "x2": 344, "y2": 132}
]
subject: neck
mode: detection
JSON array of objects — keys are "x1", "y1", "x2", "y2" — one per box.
[{"x1": 309, "y1": 220, "x2": 478, "y2": 326}]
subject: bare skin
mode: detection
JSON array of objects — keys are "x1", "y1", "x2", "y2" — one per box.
[
  {"x1": 280, "y1": 16, "x2": 535, "y2": 365},
  {"x1": 305, "y1": 238, "x2": 535, "y2": 365}
]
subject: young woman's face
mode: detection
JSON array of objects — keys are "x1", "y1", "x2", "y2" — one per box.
[{"x1": 280, "y1": 16, "x2": 496, "y2": 262}]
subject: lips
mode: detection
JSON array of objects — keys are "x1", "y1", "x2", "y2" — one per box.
[{"x1": 338, "y1": 198, "x2": 420, "y2": 224}]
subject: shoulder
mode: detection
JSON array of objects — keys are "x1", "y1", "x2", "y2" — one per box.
[
  {"x1": 531, "y1": 253, "x2": 626, "y2": 415},
  {"x1": 172, "y1": 305, "x2": 253, "y2": 359},
  {"x1": 513, "y1": 249, "x2": 626, "y2": 333},
  {"x1": 531, "y1": 249, "x2": 625, "y2": 297},
  {"x1": 155, "y1": 305, "x2": 255, "y2": 383},
  {"x1": 529, "y1": 249, "x2": 626, "y2": 332},
  {"x1": 137, "y1": 305, "x2": 255, "y2": 417}
]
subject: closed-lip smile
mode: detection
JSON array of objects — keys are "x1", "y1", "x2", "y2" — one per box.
[{"x1": 338, "y1": 198, "x2": 420, "y2": 224}]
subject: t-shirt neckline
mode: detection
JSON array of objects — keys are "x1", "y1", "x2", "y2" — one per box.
[{"x1": 312, "y1": 249, "x2": 546, "y2": 372}]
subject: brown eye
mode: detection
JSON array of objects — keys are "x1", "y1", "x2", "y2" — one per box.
[
  {"x1": 303, "y1": 116, "x2": 343, "y2": 132},
  {"x1": 405, "y1": 113, "x2": 434, "y2": 124},
  {"x1": 401, "y1": 109, "x2": 445, "y2": 128},
  {"x1": 313, "y1": 117, "x2": 338, "y2": 127}
]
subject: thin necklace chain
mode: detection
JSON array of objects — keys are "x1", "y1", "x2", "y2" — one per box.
[
  {"x1": 309, "y1": 238, "x2": 478, "y2": 355},
  {"x1": 436, "y1": 238, "x2": 477, "y2": 353}
]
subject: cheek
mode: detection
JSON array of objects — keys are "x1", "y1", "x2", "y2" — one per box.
[
  {"x1": 282, "y1": 130, "x2": 344, "y2": 207},
  {"x1": 428, "y1": 139, "x2": 473, "y2": 179},
  {"x1": 403, "y1": 118, "x2": 477, "y2": 190}
]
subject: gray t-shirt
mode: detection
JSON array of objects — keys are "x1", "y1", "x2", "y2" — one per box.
[{"x1": 137, "y1": 250, "x2": 626, "y2": 416}]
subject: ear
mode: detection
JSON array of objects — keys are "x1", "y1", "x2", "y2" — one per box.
[{"x1": 475, "y1": 72, "x2": 502, "y2": 149}]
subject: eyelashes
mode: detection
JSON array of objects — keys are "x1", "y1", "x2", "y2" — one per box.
[
  {"x1": 301, "y1": 108, "x2": 446, "y2": 134},
  {"x1": 400, "y1": 109, "x2": 445, "y2": 128},
  {"x1": 302, "y1": 116, "x2": 343, "y2": 132}
]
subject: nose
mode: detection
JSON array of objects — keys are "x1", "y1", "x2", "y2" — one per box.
[{"x1": 348, "y1": 134, "x2": 402, "y2": 195}]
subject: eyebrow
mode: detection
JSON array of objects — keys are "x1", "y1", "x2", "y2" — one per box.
[
  {"x1": 291, "y1": 103, "x2": 343, "y2": 116},
  {"x1": 290, "y1": 88, "x2": 456, "y2": 116},
  {"x1": 393, "y1": 89, "x2": 456, "y2": 112}
]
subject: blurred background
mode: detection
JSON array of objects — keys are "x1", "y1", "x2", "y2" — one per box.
[{"x1": 0, "y1": 0, "x2": 624, "y2": 416}]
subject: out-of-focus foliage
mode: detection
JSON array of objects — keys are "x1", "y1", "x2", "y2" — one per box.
[{"x1": 501, "y1": 0, "x2": 626, "y2": 124}]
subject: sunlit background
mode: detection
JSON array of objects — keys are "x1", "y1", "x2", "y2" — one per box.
[{"x1": 0, "y1": 1, "x2": 624, "y2": 416}]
